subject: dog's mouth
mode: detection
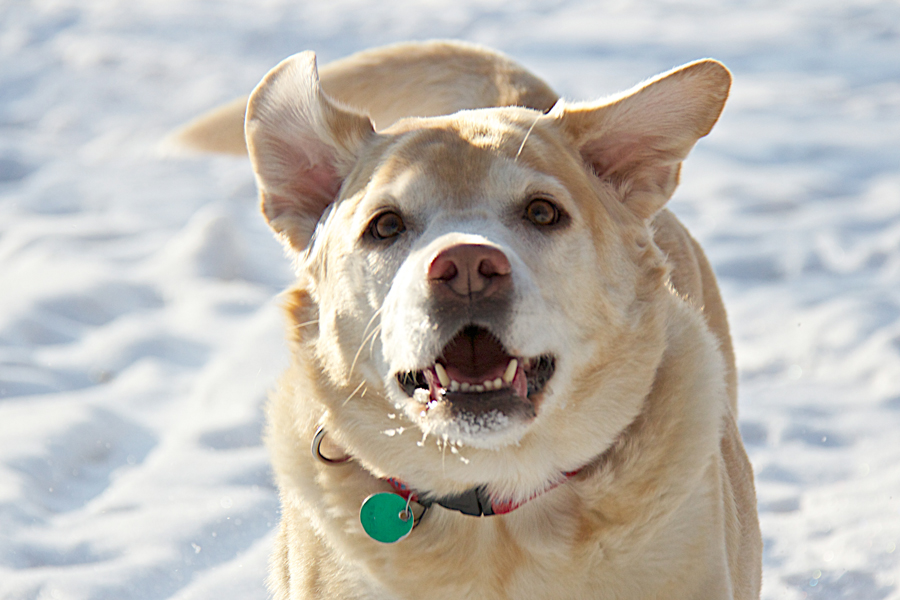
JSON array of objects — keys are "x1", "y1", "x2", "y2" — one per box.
[{"x1": 396, "y1": 325, "x2": 555, "y2": 426}]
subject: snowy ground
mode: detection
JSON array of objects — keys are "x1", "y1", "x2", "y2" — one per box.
[{"x1": 1, "y1": 1, "x2": 899, "y2": 598}]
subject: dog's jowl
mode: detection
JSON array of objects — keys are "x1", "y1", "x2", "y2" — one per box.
[{"x1": 183, "y1": 40, "x2": 762, "y2": 600}]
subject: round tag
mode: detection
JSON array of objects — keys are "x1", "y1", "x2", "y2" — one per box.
[{"x1": 359, "y1": 492, "x2": 415, "y2": 544}]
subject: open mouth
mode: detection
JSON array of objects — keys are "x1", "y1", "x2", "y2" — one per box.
[{"x1": 396, "y1": 325, "x2": 555, "y2": 420}]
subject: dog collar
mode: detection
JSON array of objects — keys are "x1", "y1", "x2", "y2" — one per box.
[
  {"x1": 384, "y1": 469, "x2": 582, "y2": 517},
  {"x1": 313, "y1": 426, "x2": 583, "y2": 541}
]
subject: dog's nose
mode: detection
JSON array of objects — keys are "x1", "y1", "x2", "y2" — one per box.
[{"x1": 428, "y1": 244, "x2": 512, "y2": 299}]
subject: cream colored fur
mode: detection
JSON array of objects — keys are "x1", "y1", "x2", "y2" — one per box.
[
  {"x1": 182, "y1": 40, "x2": 762, "y2": 599},
  {"x1": 171, "y1": 41, "x2": 557, "y2": 155}
]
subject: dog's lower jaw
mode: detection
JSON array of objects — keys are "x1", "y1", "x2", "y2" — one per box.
[
  {"x1": 404, "y1": 390, "x2": 537, "y2": 450},
  {"x1": 394, "y1": 354, "x2": 555, "y2": 448}
]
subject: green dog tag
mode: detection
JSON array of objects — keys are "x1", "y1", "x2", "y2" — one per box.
[{"x1": 360, "y1": 492, "x2": 414, "y2": 543}]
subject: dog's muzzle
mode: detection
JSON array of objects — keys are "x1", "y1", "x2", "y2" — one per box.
[{"x1": 394, "y1": 242, "x2": 555, "y2": 432}]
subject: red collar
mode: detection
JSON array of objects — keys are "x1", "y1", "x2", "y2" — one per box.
[
  {"x1": 312, "y1": 426, "x2": 583, "y2": 517},
  {"x1": 385, "y1": 468, "x2": 583, "y2": 517}
]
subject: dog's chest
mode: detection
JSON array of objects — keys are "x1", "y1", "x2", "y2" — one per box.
[{"x1": 338, "y1": 496, "x2": 603, "y2": 599}]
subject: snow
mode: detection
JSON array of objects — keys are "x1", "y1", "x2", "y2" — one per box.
[{"x1": 1, "y1": 1, "x2": 898, "y2": 598}]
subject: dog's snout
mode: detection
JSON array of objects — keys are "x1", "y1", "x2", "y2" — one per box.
[{"x1": 428, "y1": 244, "x2": 511, "y2": 299}]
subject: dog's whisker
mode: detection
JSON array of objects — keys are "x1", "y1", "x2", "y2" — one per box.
[
  {"x1": 293, "y1": 319, "x2": 319, "y2": 329},
  {"x1": 514, "y1": 113, "x2": 540, "y2": 162},
  {"x1": 367, "y1": 324, "x2": 381, "y2": 357},
  {"x1": 347, "y1": 307, "x2": 382, "y2": 379},
  {"x1": 346, "y1": 307, "x2": 383, "y2": 378},
  {"x1": 349, "y1": 323, "x2": 381, "y2": 381},
  {"x1": 342, "y1": 379, "x2": 367, "y2": 407},
  {"x1": 360, "y1": 307, "x2": 383, "y2": 341}
]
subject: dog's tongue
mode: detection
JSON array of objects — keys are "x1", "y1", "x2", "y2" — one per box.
[{"x1": 440, "y1": 326, "x2": 510, "y2": 384}]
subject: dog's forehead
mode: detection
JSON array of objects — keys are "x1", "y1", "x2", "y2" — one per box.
[
  {"x1": 365, "y1": 109, "x2": 560, "y2": 208},
  {"x1": 387, "y1": 107, "x2": 536, "y2": 150}
]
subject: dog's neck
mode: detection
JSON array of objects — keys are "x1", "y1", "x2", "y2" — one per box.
[
  {"x1": 313, "y1": 426, "x2": 584, "y2": 517},
  {"x1": 384, "y1": 469, "x2": 583, "y2": 517}
]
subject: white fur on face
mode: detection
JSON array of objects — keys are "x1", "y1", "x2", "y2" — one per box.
[
  {"x1": 312, "y1": 141, "x2": 613, "y2": 450},
  {"x1": 297, "y1": 108, "x2": 662, "y2": 498}
]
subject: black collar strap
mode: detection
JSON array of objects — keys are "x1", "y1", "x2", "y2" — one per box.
[
  {"x1": 385, "y1": 478, "x2": 499, "y2": 516},
  {"x1": 385, "y1": 470, "x2": 579, "y2": 517},
  {"x1": 313, "y1": 426, "x2": 581, "y2": 518}
]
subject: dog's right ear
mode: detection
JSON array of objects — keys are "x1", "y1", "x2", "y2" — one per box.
[
  {"x1": 245, "y1": 52, "x2": 375, "y2": 251},
  {"x1": 553, "y1": 60, "x2": 731, "y2": 222}
]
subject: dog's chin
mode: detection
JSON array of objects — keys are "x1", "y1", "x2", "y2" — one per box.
[
  {"x1": 402, "y1": 388, "x2": 535, "y2": 449},
  {"x1": 393, "y1": 325, "x2": 556, "y2": 448}
]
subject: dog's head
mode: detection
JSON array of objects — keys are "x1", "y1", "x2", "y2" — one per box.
[{"x1": 247, "y1": 53, "x2": 730, "y2": 499}]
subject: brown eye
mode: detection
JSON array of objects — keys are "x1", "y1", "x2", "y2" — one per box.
[
  {"x1": 524, "y1": 198, "x2": 560, "y2": 226},
  {"x1": 370, "y1": 211, "x2": 405, "y2": 240}
]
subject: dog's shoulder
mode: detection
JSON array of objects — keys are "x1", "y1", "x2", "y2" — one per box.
[{"x1": 652, "y1": 208, "x2": 738, "y2": 412}]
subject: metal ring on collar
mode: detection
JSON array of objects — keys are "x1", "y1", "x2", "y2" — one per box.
[{"x1": 312, "y1": 425, "x2": 352, "y2": 465}]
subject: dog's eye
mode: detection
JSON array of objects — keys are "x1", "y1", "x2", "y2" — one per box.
[
  {"x1": 524, "y1": 198, "x2": 560, "y2": 227},
  {"x1": 369, "y1": 211, "x2": 406, "y2": 240}
]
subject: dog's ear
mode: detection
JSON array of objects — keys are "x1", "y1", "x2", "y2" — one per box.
[
  {"x1": 245, "y1": 52, "x2": 375, "y2": 251},
  {"x1": 554, "y1": 59, "x2": 730, "y2": 221}
]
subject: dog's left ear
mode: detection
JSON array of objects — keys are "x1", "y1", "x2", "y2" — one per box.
[
  {"x1": 554, "y1": 59, "x2": 731, "y2": 221},
  {"x1": 245, "y1": 51, "x2": 375, "y2": 251}
]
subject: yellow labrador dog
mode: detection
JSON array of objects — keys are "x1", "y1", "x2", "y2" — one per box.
[{"x1": 177, "y1": 41, "x2": 761, "y2": 600}]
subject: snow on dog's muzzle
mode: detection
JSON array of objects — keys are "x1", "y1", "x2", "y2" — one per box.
[
  {"x1": 396, "y1": 325, "x2": 555, "y2": 433},
  {"x1": 390, "y1": 240, "x2": 555, "y2": 443}
]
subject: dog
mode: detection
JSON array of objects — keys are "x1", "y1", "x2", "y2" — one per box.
[{"x1": 177, "y1": 40, "x2": 762, "y2": 599}]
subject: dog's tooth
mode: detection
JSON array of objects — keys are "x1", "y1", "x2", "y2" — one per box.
[
  {"x1": 483, "y1": 380, "x2": 494, "y2": 391},
  {"x1": 460, "y1": 382, "x2": 471, "y2": 392},
  {"x1": 503, "y1": 359, "x2": 518, "y2": 384},
  {"x1": 434, "y1": 363, "x2": 450, "y2": 388},
  {"x1": 450, "y1": 380, "x2": 460, "y2": 392},
  {"x1": 492, "y1": 377, "x2": 503, "y2": 389},
  {"x1": 473, "y1": 385, "x2": 485, "y2": 393}
]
